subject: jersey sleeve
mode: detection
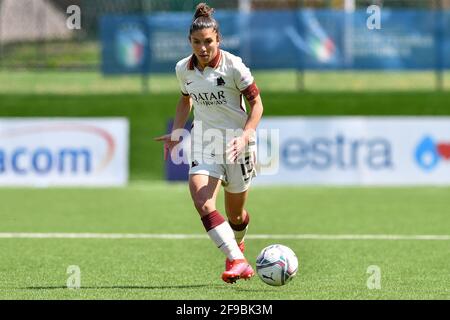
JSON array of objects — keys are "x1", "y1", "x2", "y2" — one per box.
[
  {"x1": 233, "y1": 57, "x2": 260, "y2": 101},
  {"x1": 175, "y1": 63, "x2": 189, "y2": 96}
]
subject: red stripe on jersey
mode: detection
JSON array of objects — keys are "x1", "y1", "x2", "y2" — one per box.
[
  {"x1": 188, "y1": 55, "x2": 195, "y2": 70},
  {"x1": 241, "y1": 82, "x2": 260, "y2": 101},
  {"x1": 209, "y1": 50, "x2": 222, "y2": 69},
  {"x1": 188, "y1": 51, "x2": 222, "y2": 70}
]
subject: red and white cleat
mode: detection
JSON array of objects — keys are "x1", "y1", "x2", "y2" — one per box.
[
  {"x1": 225, "y1": 241, "x2": 245, "y2": 271},
  {"x1": 222, "y1": 258, "x2": 254, "y2": 284}
]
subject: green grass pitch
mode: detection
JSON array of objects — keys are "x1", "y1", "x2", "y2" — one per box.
[
  {"x1": 1, "y1": 81, "x2": 449, "y2": 300},
  {"x1": 0, "y1": 70, "x2": 449, "y2": 94},
  {"x1": 0, "y1": 183, "x2": 448, "y2": 299}
]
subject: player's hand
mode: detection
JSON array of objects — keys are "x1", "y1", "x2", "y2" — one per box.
[
  {"x1": 226, "y1": 136, "x2": 247, "y2": 163},
  {"x1": 154, "y1": 134, "x2": 181, "y2": 161}
]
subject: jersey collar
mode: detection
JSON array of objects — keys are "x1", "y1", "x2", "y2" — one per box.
[{"x1": 188, "y1": 50, "x2": 222, "y2": 70}]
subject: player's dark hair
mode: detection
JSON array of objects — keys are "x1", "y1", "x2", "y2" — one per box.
[{"x1": 189, "y1": 3, "x2": 220, "y2": 39}]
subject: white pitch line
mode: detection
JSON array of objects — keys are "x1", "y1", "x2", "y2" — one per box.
[
  {"x1": 249, "y1": 234, "x2": 450, "y2": 241},
  {"x1": 0, "y1": 233, "x2": 207, "y2": 239},
  {"x1": 0, "y1": 233, "x2": 449, "y2": 241}
]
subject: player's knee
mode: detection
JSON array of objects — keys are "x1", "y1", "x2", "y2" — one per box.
[
  {"x1": 193, "y1": 198, "x2": 215, "y2": 216},
  {"x1": 226, "y1": 212, "x2": 245, "y2": 225}
]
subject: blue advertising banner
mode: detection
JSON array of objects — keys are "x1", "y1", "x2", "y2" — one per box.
[
  {"x1": 100, "y1": 15, "x2": 151, "y2": 74},
  {"x1": 101, "y1": 9, "x2": 450, "y2": 74},
  {"x1": 145, "y1": 11, "x2": 241, "y2": 73},
  {"x1": 165, "y1": 120, "x2": 191, "y2": 182},
  {"x1": 348, "y1": 10, "x2": 438, "y2": 70}
]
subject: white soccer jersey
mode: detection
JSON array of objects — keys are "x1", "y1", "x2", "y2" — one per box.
[{"x1": 175, "y1": 50, "x2": 259, "y2": 156}]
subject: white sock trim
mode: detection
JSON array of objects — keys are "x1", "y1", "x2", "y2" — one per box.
[
  {"x1": 233, "y1": 225, "x2": 248, "y2": 245},
  {"x1": 207, "y1": 222, "x2": 245, "y2": 261}
]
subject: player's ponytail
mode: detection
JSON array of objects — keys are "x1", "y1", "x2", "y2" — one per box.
[
  {"x1": 190, "y1": 3, "x2": 220, "y2": 39},
  {"x1": 194, "y1": 3, "x2": 214, "y2": 19}
]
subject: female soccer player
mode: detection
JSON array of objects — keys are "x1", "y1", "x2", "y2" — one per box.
[{"x1": 154, "y1": 3, "x2": 263, "y2": 284}]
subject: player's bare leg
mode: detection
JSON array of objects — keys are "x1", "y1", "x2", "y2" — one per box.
[
  {"x1": 189, "y1": 174, "x2": 222, "y2": 218},
  {"x1": 189, "y1": 174, "x2": 253, "y2": 283},
  {"x1": 225, "y1": 189, "x2": 249, "y2": 228}
]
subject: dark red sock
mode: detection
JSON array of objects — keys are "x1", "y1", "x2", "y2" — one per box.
[
  {"x1": 201, "y1": 210, "x2": 225, "y2": 232},
  {"x1": 229, "y1": 211, "x2": 250, "y2": 231}
]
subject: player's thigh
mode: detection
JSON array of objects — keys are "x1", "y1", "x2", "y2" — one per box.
[
  {"x1": 223, "y1": 158, "x2": 255, "y2": 195},
  {"x1": 189, "y1": 174, "x2": 222, "y2": 216},
  {"x1": 224, "y1": 189, "x2": 248, "y2": 217}
]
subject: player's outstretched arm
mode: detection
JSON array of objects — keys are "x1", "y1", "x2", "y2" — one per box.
[{"x1": 154, "y1": 95, "x2": 192, "y2": 160}]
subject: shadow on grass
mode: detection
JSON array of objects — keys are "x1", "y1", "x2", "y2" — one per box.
[
  {"x1": 19, "y1": 284, "x2": 223, "y2": 290},
  {"x1": 11, "y1": 284, "x2": 280, "y2": 293}
]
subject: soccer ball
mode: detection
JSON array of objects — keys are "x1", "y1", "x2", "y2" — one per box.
[{"x1": 256, "y1": 244, "x2": 298, "y2": 286}]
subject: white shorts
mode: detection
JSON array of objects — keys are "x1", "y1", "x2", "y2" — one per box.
[{"x1": 189, "y1": 151, "x2": 257, "y2": 193}]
